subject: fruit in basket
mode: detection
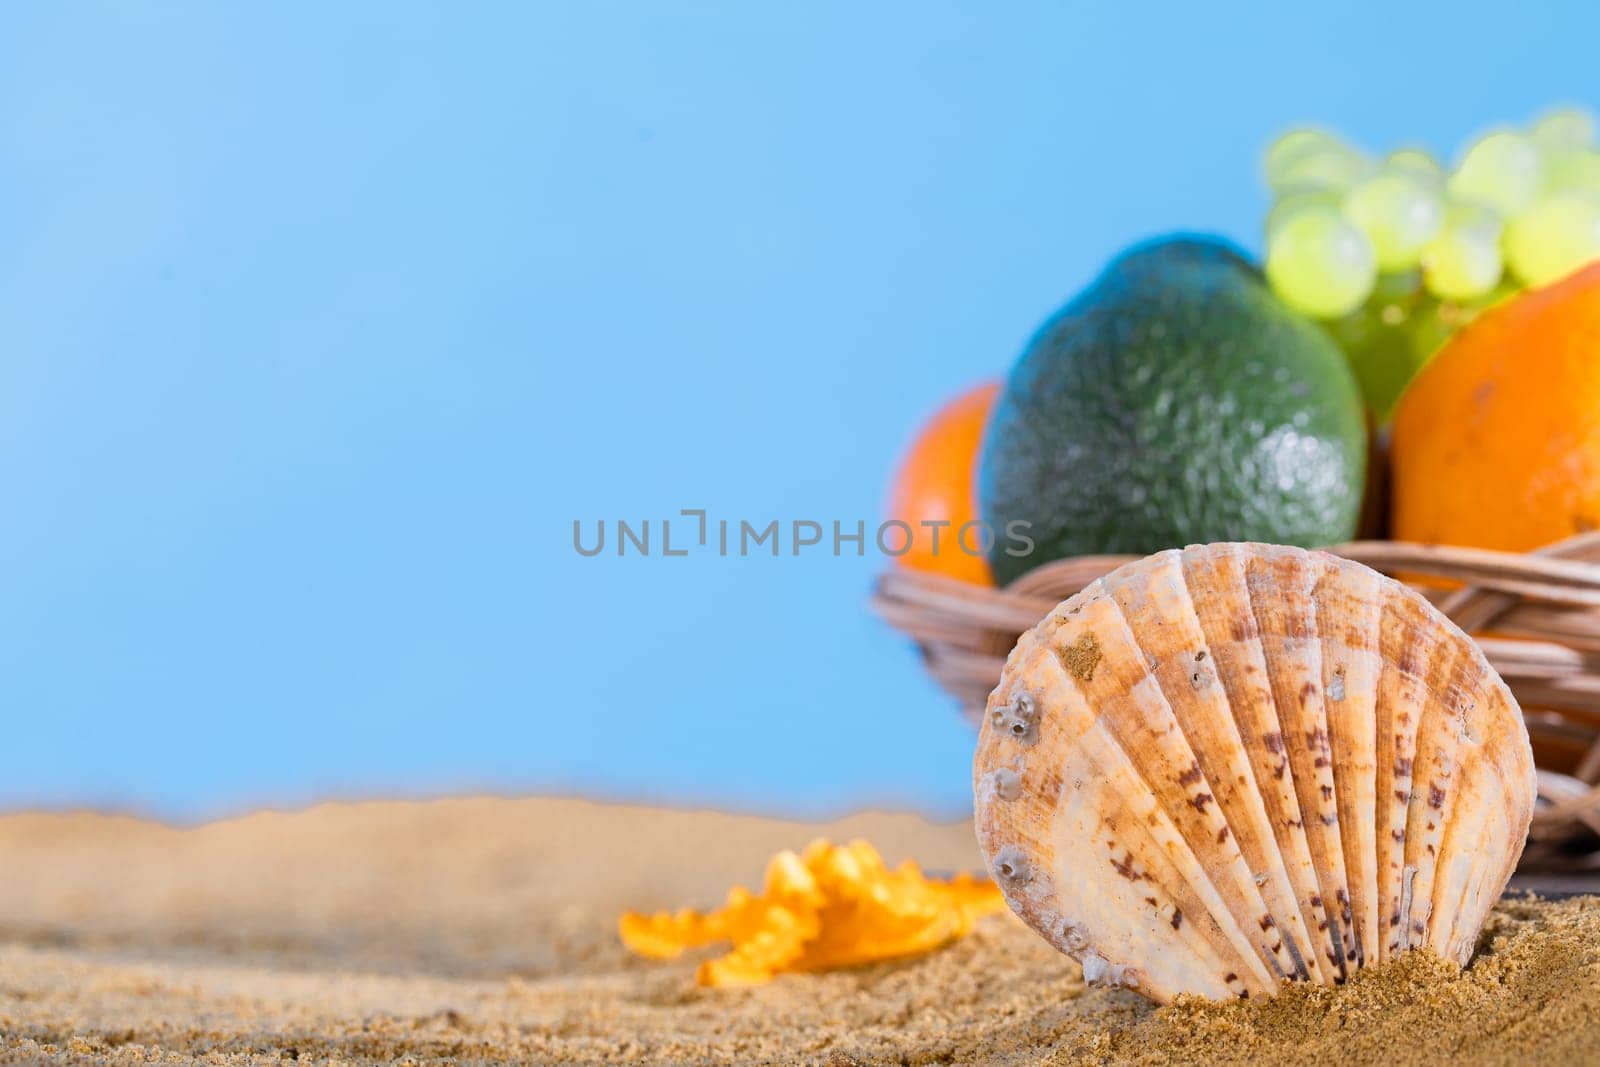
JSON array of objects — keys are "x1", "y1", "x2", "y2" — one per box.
[
  {"x1": 1391, "y1": 261, "x2": 1600, "y2": 551},
  {"x1": 1324, "y1": 270, "x2": 1434, "y2": 422},
  {"x1": 1344, "y1": 172, "x2": 1444, "y2": 272},
  {"x1": 978, "y1": 236, "x2": 1366, "y2": 585},
  {"x1": 1505, "y1": 192, "x2": 1600, "y2": 287},
  {"x1": 1265, "y1": 206, "x2": 1377, "y2": 318},
  {"x1": 886, "y1": 381, "x2": 999, "y2": 584},
  {"x1": 1259, "y1": 108, "x2": 1600, "y2": 421},
  {"x1": 1420, "y1": 203, "x2": 1504, "y2": 303},
  {"x1": 974, "y1": 542, "x2": 1535, "y2": 1003}
]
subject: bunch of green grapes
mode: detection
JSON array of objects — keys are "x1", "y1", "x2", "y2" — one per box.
[{"x1": 1262, "y1": 108, "x2": 1600, "y2": 418}]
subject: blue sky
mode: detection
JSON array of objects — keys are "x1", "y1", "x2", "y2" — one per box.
[{"x1": 1, "y1": 2, "x2": 1593, "y2": 820}]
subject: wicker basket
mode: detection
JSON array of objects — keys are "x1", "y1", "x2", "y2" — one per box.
[{"x1": 873, "y1": 532, "x2": 1600, "y2": 872}]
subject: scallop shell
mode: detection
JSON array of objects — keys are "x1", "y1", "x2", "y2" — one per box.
[{"x1": 973, "y1": 542, "x2": 1536, "y2": 1003}]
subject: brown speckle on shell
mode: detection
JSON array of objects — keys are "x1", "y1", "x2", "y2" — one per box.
[{"x1": 1056, "y1": 633, "x2": 1102, "y2": 682}]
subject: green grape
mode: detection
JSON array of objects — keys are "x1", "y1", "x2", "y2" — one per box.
[
  {"x1": 1505, "y1": 192, "x2": 1600, "y2": 287},
  {"x1": 1421, "y1": 213, "x2": 1503, "y2": 302},
  {"x1": 1264, "y1": 128, "x2": 1342, "y2": 184},
  {"x1": 1326, "y1": 276, "x2": 1427, "y2": 420},
  {"x1": 1531, "y1": 108, "x2": 1596, "y2": 152},
  {"x1": 1384, "y1": 148, "x2": 1444, "y2": 186},
  {"x1": 1363, "y1": 268, "x2": 1427, "y2": 310},
  {"x1": 1265, "y1": 205, "x2": 1378, "y2": 318},
  {"x1": 1532, "y1": 109, "x2": 1596, "y2": 201},
  {"x1": 1547, "y1": 148, "x2": 1600, "y2": 195},
  {"x1": 1265, "y1": 187, "x2": 1342, "y2": 238},
  {"x1": 1343, "y1": 173, "x2": 1444, "y2": 271},
  {"x1": 1271, "y1": 144, "x2": 1375, "y2": 194},
  {"x1": 1448, "y1": 131, "x2": 1544, "y2": 217},
  {"x1": 1442, "y1": 197, "x2": 1504, "y2": 242}
]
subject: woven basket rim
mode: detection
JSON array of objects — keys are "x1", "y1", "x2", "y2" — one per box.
[{"x1": 872, "y1": 534, "x2": 1600, "y2": 869}]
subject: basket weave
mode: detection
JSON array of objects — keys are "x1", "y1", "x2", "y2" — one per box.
[{"x1": 872, "y1": 532, "x2": 1600, "y2": 872}]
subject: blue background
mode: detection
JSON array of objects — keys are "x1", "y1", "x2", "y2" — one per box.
[{"x1": 1, "y1": 2, "x2": 1592, "y2": 820}]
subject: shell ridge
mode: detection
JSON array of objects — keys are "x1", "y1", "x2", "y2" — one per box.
[
  {"x1": 1177, "y1": 545, "x2": 1331, "y2": 986},
  {"x1": 1448, "y1": 652, "x2": 1536, "y2": 957},
  {"x1": 1028, "y1": 640, "x2": 1262, "y2": 998},
  {"x1": 979, "y1": 624, "x2": 1244, "y2": 1001},
  {"x1": 1310, "y1": 557, "x2": 1383, "y2": 971},
  {"x1": 1240, "y1": 549, "x2": 1350, "y2": 982},
  {"x1": 1271, "y1": 555, "x2": 1359, "y2": 974},
  {"x1": 1295, "y1": 558, "x2": 1365, "y2": 977},
  {"x1": 1385, "y1": 577, "x2": 1498, "y2": 956},
  {"x1": 1427, "y1": 764, "x2": 1501, "y2": 961},
  {"x1": 1255, "y1": 553, "x2": 1355, "y2": 981},
  {"x1": 1095, "y1": 579, "x2": 1294, "y2": 987},
  {"x1": 1044, "y1": 768, "x2": 1197, "y2": 999},
  {"x1": 1427, "y1": 684, "x2": 1533, "y2": 958},
  {"x1": 1071, "y1": 715, "x2": 1257, "y2": 997},
  {"x1": 1372, "y1": 583, "x2": 1434, "y2": 960},
  {"x1": 1403, "y1": 639, "x2": 1489, "y2": 952},
  {"x1": 1444, "y1": 713, "x2": 1531, "y2": 962},
  {"x1": 1128, "y1": 554, "x2": 1315, "y2": 984},
  {"x1": 1034, "y1": 608, "x2": 1277, "y2": 995}
]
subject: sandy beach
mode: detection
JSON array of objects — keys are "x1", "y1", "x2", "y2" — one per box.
[{"x1": 1, "y1": 796, "x2": 1599, "y2": 1065}]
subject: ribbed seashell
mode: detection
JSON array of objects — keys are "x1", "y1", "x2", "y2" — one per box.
[{"x1": 973, "y1": 542, "x2": 1536, "y2": 1003}]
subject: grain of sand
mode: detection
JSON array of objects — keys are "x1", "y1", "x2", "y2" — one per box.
[{"x1": 1, "y1": 796, "x2": 1598, "y2": 1065}]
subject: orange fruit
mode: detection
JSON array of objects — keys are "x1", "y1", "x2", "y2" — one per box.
[
  {"x1": 1391, "y1": 261, "x2": 1600, "y2": 552},
  {"x1": 886, "y1": 381, "x2": 999, "y2": 584}
]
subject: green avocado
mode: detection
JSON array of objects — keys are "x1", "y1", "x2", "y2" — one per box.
[{"x1": 980, "y1": 234, "x2": 1368, "y2": 585}]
